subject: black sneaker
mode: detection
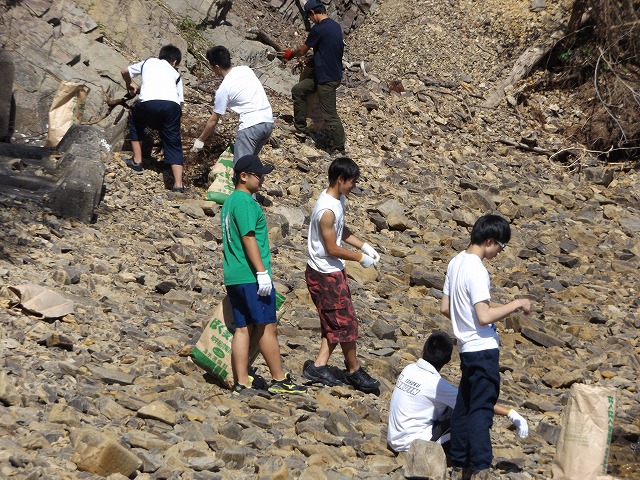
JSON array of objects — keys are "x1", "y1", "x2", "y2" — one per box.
[
  {"x1": 171, "y1": 186, "x2": 185, "y2": 193},
  {"x1": 268, "y1": 373, "x2": 307, "y2": 395},
  {"x1": 124, "y1": 157, "x2": 143, "y2": 175},
  {"x1": 344, "y1": 367, "x2": 380, "y2": 393},
  {"x1": 248, "y1": 368, "x2": 267, "y2": 390},
  {"x1": 232, "y1": 375, "x2": 255, "y2": 394},
  {"x1": 303, "y1": 360, "x2": 344, "y2": 386}
]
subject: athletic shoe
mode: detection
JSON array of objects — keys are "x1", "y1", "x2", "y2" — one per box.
[
  {"x1": 171, "y1": 186, "x2": 185, "y2": 193},
  {"x1": 233, "y1": 375, "x2": 254, "y2": 394},
  {"x1": 248, "y1": 367, "x2": 267, "y2": 390},
  {"x1": 448, "y1": 467, "x2": 464, "y2": 480},
  {"x1": 344, "y1": 367, "x2": 380, "y2": 393},
  {"x1": 124, "y1": 157, "x2": 143, "y2": 175},
  {"x1": 469, "y1": 469, "x2": 491, "y2": 480},
  {"x1": 282, "y1": 124, "x2": 306, "y2": 139},
  {"x1": 303, "y1": 360, "x2": 343, "y2": 386},
  {"x1": 268, "y1": 373, "x2": 307, "y2": 395}
]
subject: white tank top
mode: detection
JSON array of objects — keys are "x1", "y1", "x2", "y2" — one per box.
[{"x1": 307, "y1": 189, "x2": 346, "y2": 273}]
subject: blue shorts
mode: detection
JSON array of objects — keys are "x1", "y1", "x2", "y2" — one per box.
[{"x1": 226, "y1": 283, "x2": 277, "y2": 328}]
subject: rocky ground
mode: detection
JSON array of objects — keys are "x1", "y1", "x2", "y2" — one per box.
[{"x1": 1, "y1": 0, "x2": 639, "y2": 479}]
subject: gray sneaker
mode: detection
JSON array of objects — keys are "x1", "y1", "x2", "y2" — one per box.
[
  {"x1": 124, "y1": 157, "x2": 143, "y2": 175},
  {"x1": 283, "y1": 124, "x2": 306, "y2": 139}
]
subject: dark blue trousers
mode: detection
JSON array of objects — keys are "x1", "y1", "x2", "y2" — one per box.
[
  {"x1": 450, "y1": 348, "x2": 500, "y2": 471},
  {"x1": 130, "y1": 100, "x2": 183, "y2": 165}
]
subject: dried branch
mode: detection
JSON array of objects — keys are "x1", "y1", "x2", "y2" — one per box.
[
  {"x1": 496, "y1": 138, "x2": 553, "y2": 155},
  {"x1": 246, "y1": 28, "x2": 283, "y2": 52},
  {"x1": 594, "y1": 48, "x2": 628, "y2": 145}
]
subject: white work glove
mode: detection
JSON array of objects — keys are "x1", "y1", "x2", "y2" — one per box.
[
  {"x1": 361, "y1": 243, "x2": 380, "y2": 264},
  {"x1": 359, "y1": 253, "x2": 376, "y2": 268},
  {"x1": 508, "y1": 409, "x2": 529, "y2": 438},
  {"x1": 191, "y1": 138, "x2": 205, "y2": 152},
  {"x1": 256, "y1": 271, "x2": 272, "y2": 296}
]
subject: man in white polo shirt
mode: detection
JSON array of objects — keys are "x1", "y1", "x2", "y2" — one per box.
[
  {"x1": 191, "y1": 46, "x2": 273, "y2": 165},
  {"x1": 387, "y1": 331, "x2": 529, "y2": 454}
]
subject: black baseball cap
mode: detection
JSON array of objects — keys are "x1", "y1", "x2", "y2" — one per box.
[
  {"x1": 234, "y1": 155, "x2": 274, "y2": 175},
  {"x1": 304, "y1": 0, "x2": 324, "y2": 13}
]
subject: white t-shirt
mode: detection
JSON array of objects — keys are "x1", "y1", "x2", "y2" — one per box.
[
  {"x1": 387, "y1": 359, "x2": 459, "y2": 452},
  {"x1": 213, "y1": 66, "x2": 273, "y2": 131},
  {"x1": 128, "y1": 58, "x2": 183, "y2": 104},
  {"x1": 307, "y1": 189, "x2": 345, "y2": 274},
  {"x1": 443, "y1": 251, "x2": 499, "y2": 353}
]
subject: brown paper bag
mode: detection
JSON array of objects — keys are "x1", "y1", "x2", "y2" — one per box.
[
  {"x1": 552, "y1": 383, "x2": 617, "y2": 479},
  {"x1": 47, "y1": 81, "x2": 90, "y2": 147},
  {"x1": 190, "y1": 293, "x2": 286, "y2": 389}
]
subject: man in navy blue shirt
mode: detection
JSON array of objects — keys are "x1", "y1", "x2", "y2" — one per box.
[{"x1": 283, "y1": 0, "x2": 345, "y2": 153}]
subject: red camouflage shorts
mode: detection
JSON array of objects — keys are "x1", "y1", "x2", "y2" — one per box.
[{"x1": 305, "y1": 264, "x2": 358, "y2": 344}]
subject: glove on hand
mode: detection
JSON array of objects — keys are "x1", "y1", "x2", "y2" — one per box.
[
  {"x1": 361, "y1": 243, "x2": 380, "y2": 264},
  {"x1": 256, "y1": 271, "x2": 272, "y2": 296},
  {"x1": 191, "y1": 139, "x2": 204, "y2": 152},
  {"x1": 283, "y1": 49, "x2": 295, "y2": 61},
  {"x1": 508, "y1": 409, "x2": 529, "y2": 438},
  {"x1": 359, "y1": 253, "x2": 376, "y2": 268}
]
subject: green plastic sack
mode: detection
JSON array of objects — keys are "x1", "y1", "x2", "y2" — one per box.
[{"x1": 205, "y1": 145, "x2": 234, "y2": 204}]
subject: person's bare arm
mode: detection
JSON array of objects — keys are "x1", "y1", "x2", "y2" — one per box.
[
  {"x1": 341, "y1": 225, "x2": 365, "y2": 250},
  {"x1": 289, "y1": 44, "x2": 310, "y2": 59},
  {"x1": 120, "y1": 67, "x2": 138, "y2": 96},
  {"x1": 241, "y1": 232, "x2": 266, "y2": 272},
  {"x1": 474, "y1": 298, "x2": 531, "y2": 326},
  {"x1": 319, "y1": 211, "x2": 363, "y2": 262},
  {"x1": 440, "y1": 294, "x2": 450, "y2": 318},
  {"x1": 494, "y1": 404, "x2": 510, "y2": 416},
  {"x1": 197, "y1": 112, "x2": 221, "y2": 143}
]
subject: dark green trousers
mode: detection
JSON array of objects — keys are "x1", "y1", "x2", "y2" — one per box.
[{"x1": 291, "y1": 78, "x2": 345, "y2": 150}]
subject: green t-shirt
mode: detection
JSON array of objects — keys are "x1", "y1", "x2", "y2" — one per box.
[{"x1": 220, "y1": 190, "x2": 271, "y2": 286}]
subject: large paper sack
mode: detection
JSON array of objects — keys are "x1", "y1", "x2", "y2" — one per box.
[
  {"x1": 47, "y1": 81, "x2": 90, "y2": 147},
  {"x1": 191, "y1": 293, "x2": 286, "y2": 389},
  {"x1": 206, "y1": 146, "x2": 234, "y2": 204},
  {"x1": 552, "y1": 383, "x2": 617, "y2": 479}
]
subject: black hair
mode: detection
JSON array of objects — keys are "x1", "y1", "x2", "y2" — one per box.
[
  {"x1": 328, "y1": 157, "x2": 360, "y2": 186},
  {"x1": 159, "y1": 45, "x2": 182, "y2": 66},
  {"x1": 206, "y1": 46, "x2": 232, "y2": 70},
  {"x1": 308, "y1": 4, "x2": 326, "y2": 14},
  {"x1": 469, "y1": 214, "x2": 511, "y2": 246},
  {"x1": 422, "y1": 331, "x2": 453, "y2": 371}
]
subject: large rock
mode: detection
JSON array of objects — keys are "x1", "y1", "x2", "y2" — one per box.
[
  {"x1": 0, "y1": 49, "x2": 14, "y2": 142},
  {"x1": 70, "y1": 428, "x2": 142, "y2": 477},
  {"x1": 402, "y1": 439, "x2": 447, "y2": 479},
  {"x1": 48, "y1": 125, "x2": 106, "y2": 222}
]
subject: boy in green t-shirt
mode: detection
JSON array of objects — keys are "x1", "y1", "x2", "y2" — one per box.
[{"x1": 220, "y1": 154, "x2": 306, "y2": 395}]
